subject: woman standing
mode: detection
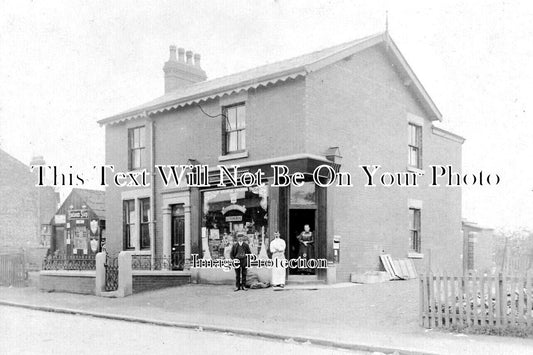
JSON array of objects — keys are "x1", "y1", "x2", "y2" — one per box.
[
  {"x1": 297, "y1": 224, "x2": 314, "y2": 274},
  {"x1": 269, "y1": 231, "x2": 286, "y2": 288}
]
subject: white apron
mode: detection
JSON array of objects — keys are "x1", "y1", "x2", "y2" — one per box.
[{"x1": 269, "y1": 238, "x2": 286, "y2": 286}]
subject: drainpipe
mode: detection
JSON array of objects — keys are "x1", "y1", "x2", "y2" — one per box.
[{"x1": 147, "y1": 112, "x2": 156, "y2": 270}]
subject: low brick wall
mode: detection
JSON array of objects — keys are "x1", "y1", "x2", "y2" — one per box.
[
  {"x1": 26, "y1": 247, "x2": 48, "y2": 271},
  {"x1": 40, "y1": 271, "x2": 96, "y2": 295},
  {"x1": 132, "y1": 271, "x2": 191, "y2": 294}
]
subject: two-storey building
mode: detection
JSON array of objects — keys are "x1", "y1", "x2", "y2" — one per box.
[{"x1": 98, "y1": 32, "x2": 464, "y2": 283}]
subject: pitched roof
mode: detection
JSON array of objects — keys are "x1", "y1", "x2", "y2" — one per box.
[
  {"x1": 0, "y1": 147, "x2": 29, "y2": 172},
  {"x1": 71, "y1": 188, "x2": 106, "y2": 219},
  {"x1": 98, "y1": 32, "x2": 442, "y2": 125}
]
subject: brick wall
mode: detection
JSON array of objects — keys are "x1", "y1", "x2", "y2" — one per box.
[
  {"x1": 39, "y1": 272, "x2": 96, "y2": 295},
  {"x1": 132, "y1": 274, "x2": 190, "y2": 293},
  {"x1": 0, "y1": 150, "x2": 58, "y2": 249},
  {"x1": 105, "y1": 78, "x2": 307, "y2": 256},
  {"x1": 304, "y1": 45, "x2": 463, "y2": 280}
]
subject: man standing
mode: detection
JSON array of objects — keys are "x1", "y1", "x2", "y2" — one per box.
[{"x1": 230, "y1": 234, "x2": 251, "y2": 291}]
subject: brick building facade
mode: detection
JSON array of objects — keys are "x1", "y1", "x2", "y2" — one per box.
[
  {"x1": 0, "y1": 149, "x2": 58, "y2": 251},
  {"x1": 99, "y1": 32, "x2": 464, "y2": 283},
  {"x1": 462, "y1": 220, "x2": 495, "y2": 274}
]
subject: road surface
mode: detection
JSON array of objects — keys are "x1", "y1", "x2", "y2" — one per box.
[{"x1": 0, "y1": 306, "x2": 365, "y2": 354}]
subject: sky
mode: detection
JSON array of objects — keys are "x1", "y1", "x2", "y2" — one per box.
[{"x1": 0, "y1": 0, "x2": 532, "y2": 229}]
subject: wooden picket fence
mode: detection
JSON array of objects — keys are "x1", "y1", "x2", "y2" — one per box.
[
  {"x1": 0, "y1": 251, "x2": 27, "y2": 287},
  {"x1": 420, "y1": 273, "x2": 533, "y2": 330}
]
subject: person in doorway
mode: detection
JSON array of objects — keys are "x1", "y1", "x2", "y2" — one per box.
[
  {"x1": 230, "y1": 234, "x2": 251, "y2": 291},
  {"x1": 297, "y1": 224, "x2": 314, "y2": 274},
  {"x1": 269, "y1": 231, "x2": 286, "y2": 288}
]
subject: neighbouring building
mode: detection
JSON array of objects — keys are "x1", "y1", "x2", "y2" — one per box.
[
  {"x1": 49, "y1": 188, "x2": 106, "y2": 257},
  {"x1": 98, "y1": 31, "x2": 465, "y2": 283},
  {"x1": 0, "y1": 149, "x2": 59, "y2": 267},
  {"x1": 462, "y1": 220, "x2": 495, "y2": 274}
]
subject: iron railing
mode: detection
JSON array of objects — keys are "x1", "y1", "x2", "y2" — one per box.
[
  {"x1": 104, "y1": 254, "x2": 119, "y2": 291},
  {"x1": 131, "y1": 254, "x2": 185, "y2": 271},
  {"x1": 42, "y1": 255, "x2": 96, "y2": 271}
]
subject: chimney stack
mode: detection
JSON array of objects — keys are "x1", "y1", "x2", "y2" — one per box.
[
  {"x1": 30, "y1": 155, "x2": 46, "y2": 184},
  {"x1": 163, "y1": 45, "x2": 207, "y2": 94},
  {"x1": 194, "y1": 53, "x2": 201, "y2": 68}
]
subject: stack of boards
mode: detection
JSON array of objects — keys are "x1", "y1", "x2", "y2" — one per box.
[{"x1": 379, "y1": 254, "x2": 417, "y2": 280}]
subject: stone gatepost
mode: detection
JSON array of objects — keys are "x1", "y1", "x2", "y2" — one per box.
[
  {"x1": 95, "y1": 252, "x2": 106, "y2": 296},
  {"x1": 117, "y1": 251, "x2": 132, "y2": 297}
]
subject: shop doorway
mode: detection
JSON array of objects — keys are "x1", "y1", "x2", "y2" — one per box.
[{"x1": 288, "y1": 208, "x2": 316, "y2": 275}]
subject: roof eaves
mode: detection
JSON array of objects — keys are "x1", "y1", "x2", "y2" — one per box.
[
  {"x1": 432, "y1": 126, "x2": 465, "y2": 144},
  {"x1": 305, "y1": 32, "x2": 386, "y2": 73},
  {"x1": 384, "y1": 33, "x2": 443, "y2": 121},
  {"x1": 98, "y1": 67, "x2": 308, "y2": 126}
]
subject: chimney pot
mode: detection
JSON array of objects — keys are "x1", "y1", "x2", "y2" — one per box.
[
  {"x1": 186, "y1": 50, "x2": 193, "y2": 65},
  {"x1": 194, "y1": 53, "x2": 201, "y2": 68},
  {"x1": 178, "y1": 48, "x2": 185, "y2": 62},
  {"x1": 169, "y1": 45, "x2": 177, "y2": 61}
]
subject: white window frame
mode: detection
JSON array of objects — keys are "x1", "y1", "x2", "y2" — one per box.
[
  {"x1": 407, "y1": 113, "x2": 424, "y2": 173},
  {"x1": 407, "y1": 199, "x2": 423, "y2": 258},
  {"x1": 122, "y1": 189, "x2": 151, "y2": 254}
]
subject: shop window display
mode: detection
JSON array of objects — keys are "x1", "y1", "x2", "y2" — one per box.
[{"x1": 202, "y1": 186, "x2": 268, "y2": 259}]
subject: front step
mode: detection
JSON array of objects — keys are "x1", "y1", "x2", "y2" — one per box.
[{"x1": 286, "y1": 275, "x2": 325, "y2": 285}]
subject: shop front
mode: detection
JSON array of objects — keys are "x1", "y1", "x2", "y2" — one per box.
[
  {"x1": 191, "y1": 155, "x2": 337, "y2": 283},
  {"x1": 48, "y1": 189, "x2": 106, "y2": 258}
]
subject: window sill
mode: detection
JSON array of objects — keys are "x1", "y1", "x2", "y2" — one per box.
[
  {"x1": 123, "y1": 250, "x2": 151, "y2": 256},
  {"x1": 406, "y1": 166, "x2": 425, "y2": 175},
  {"x1": 407, "y1": 252, "x2": 424, "y2": 259},
  {"x1": 218, "y1": 150, "x2": 249, "y2": 162}
]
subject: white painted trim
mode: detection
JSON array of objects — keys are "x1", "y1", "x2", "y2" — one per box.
[
  {"x1": 220, "y1": 91, "x2": 248, "y2": 107},
  {"x1": 121, "y1": 190, "x2": 152, "y2": 252},
  {"x1": 432, "y1": 126, "x2": 465, "y2": 144},
  {"x1": 99, "y1": 72, "x2": 305, "y2": 125},
  {"x1": 40, "y1": 270, "x2": 96, "y2": 277},
  {"x1": 407, "y1": 252, "x2": 424, "y2": 259},
  {"x1": 408, "y1": 198, "x2": 423, "y2": 209},
  {"x1": 121, "y1": 188, "x2": 151, "y2": 200},
  {"x1": 218, "y1": 150, "x2": 249, "y2": 162},
  {"x1": 407, "y1": 112, "x2": 425, "y2": 126},
  {"x1": 406, "y1": 166, "x2": 425, "y2": 175},
  {"x1": 123, "y1": 250, "x2": 151, "y2": 256},
  {"x1": 212, "y1": 153, "x2": 332, "y2": 171},
  {"x1": 132, "y1": 270, "x2": 192, "y2": 276},
  {"x1": 161, "y1": 186, "x2": 190, "y2": 195}
]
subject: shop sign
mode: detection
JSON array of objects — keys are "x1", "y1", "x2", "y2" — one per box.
[
  {"x1": 221, "y1": 205, "x2": 246, "y2": 215},
  {"x1": 90, "y1": 219, "x2": 99, "y2": 235},
  {"x1": 90, "y1": 238, "x2": 98, "y2": 252},
  {"x1": 69, "y1": 209, "x2": 88, "y2": 219},
  {"x1": 225, "y1": 215, "x2": 243, "y2": 222},
  {"x1": 54, "y1": 214, "x2": 66, "y2": 224}
]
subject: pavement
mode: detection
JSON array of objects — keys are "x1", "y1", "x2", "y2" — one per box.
[
  {"x1": 1, "y1": 306, "x2": 363, "y2": 355},
  {"x1": 1, "y1": 279, "x2": 532, "y2": 355}
]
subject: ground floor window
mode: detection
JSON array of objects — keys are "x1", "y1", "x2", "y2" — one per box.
[
  {"x1": 123, "y1": 197, "x2": 150, "y2": 251},
  {"x1": 123, "y1": 200, "x2": 136, "y2": 249},
  {"x1": 409, "y1": 208, "x2": 421, "y2": 253},
  {"x1": 140, "y1": 198, "x2": 150, "y2": 250},
  {"x1": 201, "y1": 185, "x2": 268, "y2": 259}
]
